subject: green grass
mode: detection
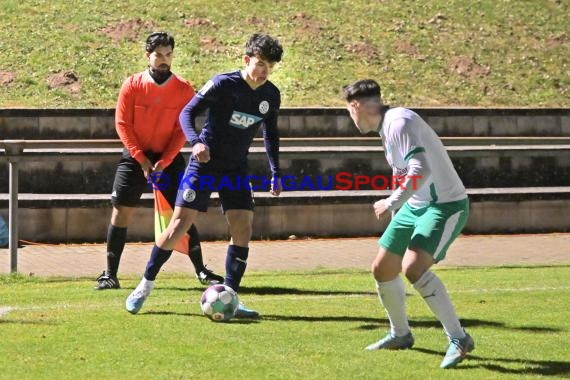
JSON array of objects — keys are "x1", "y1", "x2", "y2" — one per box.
[
  {"x1": 1, "y1": 266, "x2": 569, "y2": 379},
  {"x1": 0, "y1": 0, "x2": 568, "y2": 108}
]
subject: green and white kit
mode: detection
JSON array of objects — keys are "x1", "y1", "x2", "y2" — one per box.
[{"x1": 378, "y1": 107, "x2": 469, "y2": 261}]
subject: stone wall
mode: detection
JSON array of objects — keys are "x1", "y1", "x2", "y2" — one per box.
[
  {"x1": 1, "y1": 108, "x2": 569, "y2": 139},
  {"x1": 1, "y1": 190, "x2": 569, "y2": 242},
  {"x1": 1, "y1": 107, "x2": 569, "y2": 242}
]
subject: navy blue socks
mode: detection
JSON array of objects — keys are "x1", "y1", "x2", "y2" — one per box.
[
  {"x1": 144, "y1": 245, "x2": 173, "y2": 281},
  {"x1": 187, "y1": 224, "x2": 205, "y2": 273},
  {"x1": 224, "y1": 245, "x2": 249, "y2": 292}
]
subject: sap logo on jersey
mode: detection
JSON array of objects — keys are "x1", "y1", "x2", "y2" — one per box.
[{"x1": 229, "y1": 111, "x2": 262, "y2": 129}]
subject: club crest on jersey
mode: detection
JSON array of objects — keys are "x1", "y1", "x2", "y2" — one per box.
[
  {"x1": 393, "y1": 167, "x2": 408, "y2": 177},
  {"x1": 229, "y1": 111, "x2": 263, "y2": 129},
  {"x1": 259, "y1": 100, "x2": 269, "y2": 114},
  {"x1": 183, "y1": 189, "x2": 196, "y2": 202}
]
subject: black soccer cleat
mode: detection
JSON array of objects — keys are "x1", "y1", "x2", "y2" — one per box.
[
  {"x1": 94, "y1": 271, "x2": 121, "y2": 290},
  {"x1": 196, "y1": 267, "x2": 224, "y2": 285}
]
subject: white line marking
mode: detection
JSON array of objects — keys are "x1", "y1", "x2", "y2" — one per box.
[
  {"x1": 450, "y1": 286, "x2": 570, "y2": 294},
  {"x1": 4, "y1": 286, "x2": 569, "y2": 311},
  {"x1": 0, "y1": 307, "x2": 14, "y2": 316}
]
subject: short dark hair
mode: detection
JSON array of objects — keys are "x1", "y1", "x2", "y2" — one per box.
[
  {"x1": 145, "y1": 32, "x2": 175, "y2": 53},
  {"x1": 342, "y1": 79, "x2": 381, "y2": 102},
  {"x1": 245, "y1": 33, "x2": 283, "y2": 62}
]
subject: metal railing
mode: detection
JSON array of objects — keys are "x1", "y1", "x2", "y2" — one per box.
[
  {"x1": 1, "y1": 139, "x2": 121, "y2": 273},
  {"x1": 3, "y1": 138, "x2": 570, "y2": 273}
]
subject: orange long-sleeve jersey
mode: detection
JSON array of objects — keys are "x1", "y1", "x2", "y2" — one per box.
[{"x1": 115, "y1": 70, "x2": 195, "y2": 169}]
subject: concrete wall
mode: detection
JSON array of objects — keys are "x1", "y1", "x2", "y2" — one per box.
[
  {"x1": 1, "y1": 108, "x2": 569, "y2": 139},
  {"x1": 1, "y1": 108, "x2": 569, "y2": 242},
  {"x1": 2, "y1": 108, "x2": 567, "y2": 191},
  {"x1": 1, "y1": 190, "x2": 569, "y2": 243}
]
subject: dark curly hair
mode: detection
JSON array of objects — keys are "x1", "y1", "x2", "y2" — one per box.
[
  {"x1": 145, "y1": 32, "x2": 175, "y2": 53},
  {"x1": 245, "y1": 33, "x2": 283, "y2": 62}
]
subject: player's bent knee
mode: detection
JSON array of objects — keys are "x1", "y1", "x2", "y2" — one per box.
[
  {"x1": 402, "y1": 248, "x2": 434, "y2": 283},
  {"x1": 371, "y1": 265, "x2": 400, "y2": 282},
  {"x1": 111, "y1": 206, "x2": 135, "y2": 227},
  {"x1": 402, "y1": 264, "x2": 429, "y2": 283},
  {"x1": 230, "y1": 223, "x2": 252, "y2": 245},
  {"x1": 371, "y1": 256, "x2": 402, "y2": 282},
  {"x1": 402, "y1": 266, "x2": 427, "y2": 284}
]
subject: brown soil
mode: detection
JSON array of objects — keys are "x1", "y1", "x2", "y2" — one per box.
[
  {"x1": 345, "y1": 42, "x2": 378, "y2": 60},
  {"x1": 0, "y1": 71, "x2": 16, "y2": 86},
  {"x1": 47, "y1": 71, "x2": 81, "y2": 94},
  {"x1": 545, "y1": 33, "x2": 568, "y2": 48},
  {"x1": 100, "y1": 18, "x2": 156, "y2": 42},
  {"x1": 394, "y1": 40, "x2": 419, "y2": 56},
  {"x1": 448, "y1": 56, "x2": 491, "y2": 78},
  {"x1": 199, "y1": 36, "x2": 226, "y2": 53},
  {"x1": 291, "y1": 13, "x2": 322, "y2": 36},
  {"x1": 245, "y1": 16, "x2": 265, "y2": 27}
]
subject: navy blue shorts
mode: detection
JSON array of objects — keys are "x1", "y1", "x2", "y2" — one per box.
[
  {"x1": 111, "y1": 149, "x2": 185, "y2": 208},
  {"x1": 175, "y1": 158, "x2": 255, "y2": 213}
]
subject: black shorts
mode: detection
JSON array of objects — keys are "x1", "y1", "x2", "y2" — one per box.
[
  {"x1": 111, "y1": 149, "x2": 185, "y2": 208},
  {"x1": 175, "y1": 157, "x2": 255, "y2": 213}
]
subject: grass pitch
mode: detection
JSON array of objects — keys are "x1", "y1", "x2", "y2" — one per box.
[
  {"x1": 1, "y1": 0, "x2": 567, "y2": 107},
  {"x1": 0, "y1": 266, "x2": 569, "y2": 379}
]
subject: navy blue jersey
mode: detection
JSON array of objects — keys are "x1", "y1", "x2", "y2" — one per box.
[{"x1": 179, "y1": 70, "x2": 280, "y2": 176}]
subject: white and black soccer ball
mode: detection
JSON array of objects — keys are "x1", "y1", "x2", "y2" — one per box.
[{"x1": 200, "y1": 284, "x2": 239, "y2": 322}]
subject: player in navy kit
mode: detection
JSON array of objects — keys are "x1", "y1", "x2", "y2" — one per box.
[{"x1": 126, "y1": 33, "x2": 283, "y2": 318}]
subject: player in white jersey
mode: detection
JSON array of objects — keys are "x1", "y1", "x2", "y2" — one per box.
[{"x1": 342, "y1": 79, "x2": 474, "y2": 369}]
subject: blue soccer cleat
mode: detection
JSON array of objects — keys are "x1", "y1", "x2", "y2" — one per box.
[
  {"x1": 125, "y1": 278, "x2": 155, "y2": 314},
  {"x1": 440, "y1": 333, "x2": 475, "y2": 369},
  {"x1": 365, "y1": 332, "x2": 415, "y2": 351},
  {"x1": 234, "y1": 302, "x2": 260, "y2": 319}
]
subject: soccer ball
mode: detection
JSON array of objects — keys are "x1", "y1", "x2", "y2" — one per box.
[{"x1": 200, "y1": 284, "x2": 239, "y2": 322}]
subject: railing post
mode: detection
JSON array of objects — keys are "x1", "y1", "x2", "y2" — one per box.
[
  {"x1": 9, "y1": 160, "x2": 19, "y2": 273},
  {"x1": 4, "y1": 140, "x2": 25, "y2": 273}
]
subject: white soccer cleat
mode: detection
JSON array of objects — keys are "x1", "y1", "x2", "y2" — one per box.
[{"x1": 125, "y1": 278, "x2": 155, "y2": 314}]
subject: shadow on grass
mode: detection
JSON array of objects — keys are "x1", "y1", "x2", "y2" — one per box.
[
  {"x1": 0, "y1": 319, "x2": 57, "y2": 325},
  {"x1": 413, "y1": 347, "x2": 570, "y2": 377},
  {"x1": 141, "y1": 308, "x2": 381, "y2": 324},
  {"x1": 141, "y1": 310, "x2": 260, "y2": 324},
  {"x1": 263, "y1": 314, "x2": 382, "y2": 323},
  {"x1": 357, "y1": 318, "x2": 562, "y2": 333},
  {"x1": 240, "y1": 285, "x2": 375, "y2": 296},
  {"x1": 257, "y1": 316, "x2": 562, "y2": 334},
  {"x1": 165, "y1": 285, "x2": 376, "y2": 297},
  {"x1": 155, "y1": 284, "x2": 563, "y2": 334},
  {"x1": 132, "y1": 308, "x2": 563, "y2": 336}
]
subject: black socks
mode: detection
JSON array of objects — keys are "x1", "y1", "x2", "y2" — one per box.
[{"x1": 106, "y1": 224, "x2": 127, "y2": 277}]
